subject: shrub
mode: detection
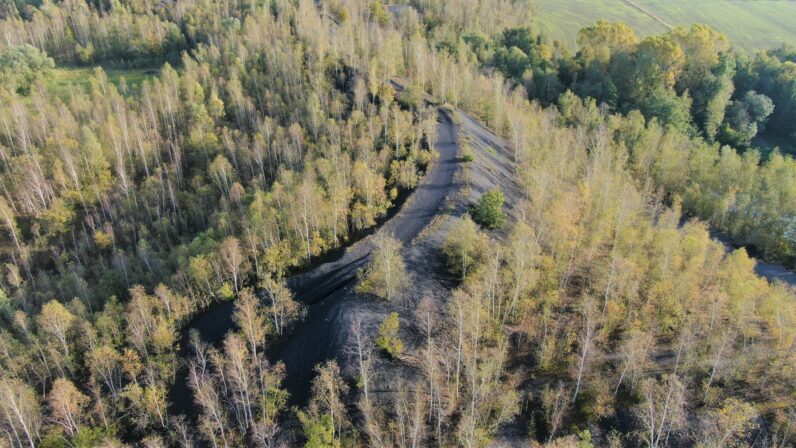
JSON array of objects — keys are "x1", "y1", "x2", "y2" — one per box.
[
  {"x1": 471, "y1": 188, "x2": 506, "y2": 229},
  {"x1": 398, "y1": 83, "x2": 424, "y2": 110},
  {"x1": 375, "y1": 312, "x2": 403, "y2": 359},
  {"x1": 443, "y1": 215, "x2": 488, "y2": 279},
  {"x1": 0, "y1": 45, "x2": 54, "y2": 95}
]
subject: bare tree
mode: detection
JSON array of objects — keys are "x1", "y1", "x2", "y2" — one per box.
[
  {"x1": 351, "y1": 317, "x2": 374, "y2": 408},
  {"x1": 189, "y1": 352, "x2": 232, "y2": 448},
  {"x1": 0, "y1": 378, "x2": 41, "y2": 448},
  {"x1": 259, "y1": 277, "x2": 301, "y2": 336},
  {"x1": 308, "y1": 360, "x2": 349, "y2": 443},
  {"x1": 614, "y1": 327, "x2": 653, "y2": 396},
  {"x1": 697, "y1": 398, "x2": 758, "y2": 448},
  {"x1": 572, "y1": 297, "x2": 599, "y2": 404},
  {"x1": 542, "y1": 382, "x2": 569, "y2": 443},
  {"x1": 219, "y1": 237, "x2": 246, "y2": 293},
  {"x1": 233, "y1": 288, "x2": 266, "y2": 364},
  {"x1": 635, "y1": 374, "x2": 686, "y2": 448}
]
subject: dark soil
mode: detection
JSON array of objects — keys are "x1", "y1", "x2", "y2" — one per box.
[{"x1": 169, "y1": 108, "x2": 461, "y2": 415}]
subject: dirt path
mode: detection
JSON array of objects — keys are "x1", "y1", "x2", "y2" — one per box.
[
  {"x1": 274, "y1": 109, "x2": 460, "y2": 403},
  {"x1": 709, "y1": 229, "x2": 796, "y2": 286},
  {"x1": 170, "y1": 108, "x2": 461, "y2": 413},
  {"x1": 171, "y1": 92, "x2": 795, "y2": 420}
]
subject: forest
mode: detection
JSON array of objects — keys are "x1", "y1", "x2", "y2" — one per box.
[{"x1": 0, "y1": 0, "x2": 794, "y2": 447}]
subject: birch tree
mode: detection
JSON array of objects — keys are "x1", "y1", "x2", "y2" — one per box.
[
  {"x1": 47, "y1": 378, "x2": 88, "y2": 437},
  {"x1": 357, "y1": 231, "x2": 407, "y2": 301},
  {"x1": 0, "y1": 378, "x2": 40, "y2": 448}
]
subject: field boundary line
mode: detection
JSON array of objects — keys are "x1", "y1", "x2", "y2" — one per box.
[{"x1": 623, "y1": 0, "x2": 674, "y2": 29}]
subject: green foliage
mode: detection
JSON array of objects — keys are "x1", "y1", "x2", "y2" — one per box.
[
  {"x1": 532, "y1": 0, "x2": 796, "y2": 53},
  {"x1": 471, "y1": 188, "x2": 506, "y2": 230},
  {"x1": 39, "y1": 426, "x2": 115, "y2": 448},
  {"x1": 462, "y1": 143, "x2": 475, "y2": 162},
  {"x1": 577, "y1": 430, "x2": 594, "y2": 448},
  {"x1": 369, "y1": 1, "x2": 389, "y2": 27},
  {"x1": 638, "y1": 86, "x2": 693, "y2": 133},
  {"x1": 443, "y1": 215, "x2": 488, "y2": 279},
  {"x1": 397, "y1": 84, "x2": 424, "y2": 110},
  {"x1": 39, "y1": 432, "x2": 68, "y2": 448},
  {"x1": 375, "y1": 312, "x2": 403, "y2": 359},
  {"x1": 219, "y1": 282, "x2": 235, "y2": 301},
  {"x1": 0, "y1": 44, "x2": 54, "y2": 95},
  {"x1": 356, "y1": 232, "x2": 407, "y2": 300},
  {"x1": 73, "y1": 427, "x2": 115, "y2": 448},
  {"x1": 298, "y1": 411, "x2": 339, "y2": 448},
  {"x1": 721, "y1": 90, "x2": 775, "y2": 146},
  {"x1": 473, "y1": 19, "x2": 790, "y2": 146},
  {"x1": 0, "y1": 1, "x2": 794, "y2": 446},
  {"x1": 46, "y1": 66, "x2": 158, "y2": 99},
  {"x1": 0, "y1": 2, "x2": 186, "y2": 66},
  {"x1": 742, "y1": 47, "x2": 796, "y2": 137}
]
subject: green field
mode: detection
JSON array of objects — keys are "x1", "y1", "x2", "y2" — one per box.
[
  {"x1": 46, "y1": 66, "x2": 160, "y2": 99},
  {"x1": 535, "y1": 0, "x2": 796, "y2": 53}
]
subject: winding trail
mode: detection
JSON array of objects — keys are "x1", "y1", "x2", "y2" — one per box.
[
  {"x1": 275, "y1": 109, "x2": 459, "y2": 402},
  {"x1": 170, "y1": 108, "x2": 460, "y2": 414},
  {"x1": 170, "y1": 91, "x2": 795, "y2": 421}
]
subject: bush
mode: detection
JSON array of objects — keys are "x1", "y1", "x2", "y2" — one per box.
[
  {"x1": 375, "y1": 312, "x2": 403, "y2": 359},
  {"x1": 471, "y1": 188, "x2": 506, "y2": 229},
  {"x1": 462, "y1": 145, "x2": 475, "y2": 162},
  {"x1": 397, "y1": 83, "x2": 424, "y2": 110},
  {"x1": 443, "y1": 215, "x2": 487, "y2": 279}
]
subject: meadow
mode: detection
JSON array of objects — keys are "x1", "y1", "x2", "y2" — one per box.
[
  {"x1": 46, "y1": 66, "x2": 160, "y2": 98},
  {"x1": 535, "y1": 0, "x2": 796, "y2": 53}
]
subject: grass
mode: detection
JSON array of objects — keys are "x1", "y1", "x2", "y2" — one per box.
[
  {"x1": 534, "y1": 0, "x2": 796, "y2": 53},
  {"x1": 46, "y1": 66, "x2": 160, "y2": 99}
]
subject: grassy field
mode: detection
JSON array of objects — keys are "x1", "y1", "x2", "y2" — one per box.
[
  {"x1": 46, "y1": 66, "x2": 160, "y2": 99},
  {"x1": 534, "y1": 0, "x2": 796, "y2": 53}
]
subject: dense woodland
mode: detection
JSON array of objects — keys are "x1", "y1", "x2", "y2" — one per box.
[{"x1": 0, "y1": 0, "x2": 794, "y2": 447}]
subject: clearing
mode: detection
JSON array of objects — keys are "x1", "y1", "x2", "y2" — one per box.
[{"x1": 46, "y1": 65, "x2": 160, "y2": 99}]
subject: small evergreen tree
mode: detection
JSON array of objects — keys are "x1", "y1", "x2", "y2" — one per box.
[{"x1": 471, "y1": 188, "x2": 506, "y2": 229}]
